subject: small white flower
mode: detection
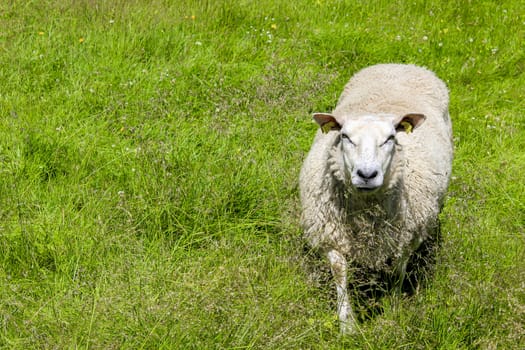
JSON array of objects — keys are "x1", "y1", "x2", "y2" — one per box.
[{"x1": 195, "y1": 41, "x2": 202, "y2": 46}]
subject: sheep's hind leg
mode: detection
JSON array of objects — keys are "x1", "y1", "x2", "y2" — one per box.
[{"x1": 327, "y1": 250, "x2": 356, "y2": 334}]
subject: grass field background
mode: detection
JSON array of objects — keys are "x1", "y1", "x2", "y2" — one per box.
[{"x1": 0, "y1": 0, "x2": 524, "y2": 348}]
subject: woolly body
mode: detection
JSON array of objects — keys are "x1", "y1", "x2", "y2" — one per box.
[{"x1": 299, "y1": 64, "x2": 453, "y2": 332}]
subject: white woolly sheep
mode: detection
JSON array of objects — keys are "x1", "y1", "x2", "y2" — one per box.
[{"x1": 299, "y1": 63, "x2": 453, "y2": 334}]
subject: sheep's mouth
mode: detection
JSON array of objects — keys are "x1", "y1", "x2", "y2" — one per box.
[{"x1": 356, "y1": 186, "x2": 380, "y2": 193}]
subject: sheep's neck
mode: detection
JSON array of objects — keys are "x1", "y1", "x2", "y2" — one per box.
[{"x1": 341, "y1": 188, "x2": 404, "y2": 222}]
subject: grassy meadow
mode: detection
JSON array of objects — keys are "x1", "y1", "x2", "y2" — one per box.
[{"x1": 0, "y1": 0, "x2": 524, "y2": 348}]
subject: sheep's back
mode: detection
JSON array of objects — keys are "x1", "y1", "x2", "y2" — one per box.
[{"x1": 335, "y1": 64, "x2": 450, "y2": 129}]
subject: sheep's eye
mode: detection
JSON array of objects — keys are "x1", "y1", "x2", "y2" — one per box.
[
  {"x1": 341, "y1": 133, "x2": 355, "y2": 145},
  {"x1": 382, "y1": 135, "x2": 395, "y2": 146}
]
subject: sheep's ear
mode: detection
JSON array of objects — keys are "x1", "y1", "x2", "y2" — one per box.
[
  {"x1": 313, "y1": 113, "x2": 341, "y2": 134},
  {"x1": 395, "y1": 113, "x2": 426, "y2": 134}
]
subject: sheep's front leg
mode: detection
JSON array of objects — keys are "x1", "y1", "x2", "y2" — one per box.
[{"x1": 327, "y1": 250, "x2": 356, "y2": 334}]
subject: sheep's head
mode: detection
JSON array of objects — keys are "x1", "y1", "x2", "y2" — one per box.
[{"x1": 313, "y1": 112, "x2": 426, "y2": 193}]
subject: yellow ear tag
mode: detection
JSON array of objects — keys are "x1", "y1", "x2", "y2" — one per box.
[
  {"x1": 400, "y1": 121, "x2": 413, "y2": 134},
  {"x1": 321, "y1": 121, "x2": 336, "y2": 134}
]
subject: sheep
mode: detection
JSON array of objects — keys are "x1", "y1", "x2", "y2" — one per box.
[{"x1": 299, "y1": 64, "x2": 453, "y2": 334}]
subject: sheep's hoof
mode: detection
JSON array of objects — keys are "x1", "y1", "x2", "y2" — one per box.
[{"x1": 339, "y1": 320, "x2": 356, "y2": 335}]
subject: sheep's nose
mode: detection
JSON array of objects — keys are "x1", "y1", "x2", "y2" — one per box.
[{"x1": 357, "y1": 169, "x2": 378, "y2": 180}]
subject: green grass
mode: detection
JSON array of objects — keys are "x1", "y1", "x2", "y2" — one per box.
[{"x1": 0, "y1": 0, "x2": 524, "y2": 348}]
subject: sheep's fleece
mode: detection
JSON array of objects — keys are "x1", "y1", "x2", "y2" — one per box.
[{"x1": 299, "y1": 63, "x2": 453, "y2": 333}]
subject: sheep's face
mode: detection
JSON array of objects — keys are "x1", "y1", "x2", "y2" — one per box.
[
  {"x1": 340, "y1": 116, "x2": 397, "y2": 192},
  {"x1": 313, "y1": 113, "x2": 426, "y2": 193}
]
